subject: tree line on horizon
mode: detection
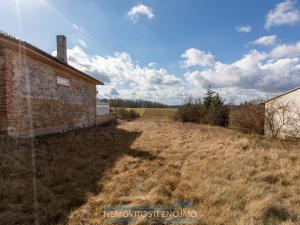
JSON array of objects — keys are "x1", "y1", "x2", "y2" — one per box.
[{"x1": 98, "y1": 98, "x2": 169, "y2": 108}]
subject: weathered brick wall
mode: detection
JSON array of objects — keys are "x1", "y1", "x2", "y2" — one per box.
[
  {"x1": 0, "y1": 47, "x2": 8, "y2": 130},
  {"x1": 4, "y1": 48, "x2": 96, "y2": 137}
]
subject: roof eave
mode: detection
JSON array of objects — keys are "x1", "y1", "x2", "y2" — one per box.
[
  {"x1": 0, "y1": 32, "x2": 103, "y2": 85},
  {"x1": 263, "y1": 87, "x2": 300, "y2": 104}
]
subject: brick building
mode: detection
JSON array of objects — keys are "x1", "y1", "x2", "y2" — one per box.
[{"x1": 0, "y1": 33, "x2": 103, "y2": 138}]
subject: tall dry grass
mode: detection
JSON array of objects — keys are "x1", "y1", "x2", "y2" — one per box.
[
  {"x1": 69, "y1": 119, "x2": 300, "y2": 225},
  {"x1": 0, "y1": 122, "x2": 141, "y2": 225},
  {"x1": 1, "y1": 119, "x2": 300, "y2": 225}
]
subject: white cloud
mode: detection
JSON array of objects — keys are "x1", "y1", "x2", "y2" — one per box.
[
  {"x1": 181, "y1": 48, "x2": 215, "y2": 68},
  {"x1": 235, "y1": 25, "x2": 252, "y2": 33},
  {"x1": 185, "y1": 50, "x2": 265, "y2": 89},
  {"x1": 72, "y1": 23, "x2": 80, "y2": 30},
  {"x1": 148, "y1": 62, "x2": 156, "y2": 68},
  {"x1": 271, "y1": 41, "x2": 300, "y2": 58},
  {"x1": 97, "y1": 86, "x2": 119, "y2": 98},
  {"x1": 72, "y1": 23, "x2": 86, "y2": 33},
  {"x1": 78, "y1": 38, "x2": 87, "y2": 48},
  {"x1": 252, "y1": 35, "x2": 277, "y2": 46},
  {"x1": 65, "y1": 46, "x2": 186, "y2": 104},
  {"x1": 128, "y1": 4, "x2": 154, "y2": 22},
  {"x1": 265, "y1": 0, "x2": 300, "y2": 29},
  {"x1": 184, "y1": 49, "x2": 300, "y2": 98},
  {"x1": 52, "y1": 44, "x2": 300, "y2": 104}
]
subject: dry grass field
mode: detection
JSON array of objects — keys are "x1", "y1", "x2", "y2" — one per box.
[{"x1": 1, "y1": 118, "x2": 300, "y2": 225}]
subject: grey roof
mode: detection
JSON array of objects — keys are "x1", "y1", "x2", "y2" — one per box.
[{"x1": 263, "y1": 86, "x2": 300, "y2": 104}]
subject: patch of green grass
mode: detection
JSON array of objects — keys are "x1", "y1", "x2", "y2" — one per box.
[
  {"x1": 111, "y1": 108, "x2": 177, "y2": 118},
  {"x1": 143, "y1": 108, "x2": 177, "y2": 118},
  {"x1": 125, "y1": 108, "x2": 146, "y2": 116}
]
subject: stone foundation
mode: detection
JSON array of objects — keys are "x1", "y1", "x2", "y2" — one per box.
[{"x1": 7, "y1": 96, "x2": 96, "y2": 138}]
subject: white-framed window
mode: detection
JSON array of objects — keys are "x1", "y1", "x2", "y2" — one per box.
[{"x1": 56, "y1": 76, "x2": 70, "y2": 87}]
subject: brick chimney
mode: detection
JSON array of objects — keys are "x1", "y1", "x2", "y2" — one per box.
[{"x1": 56, "y1": 35, "x2": 67, "y2": 63}]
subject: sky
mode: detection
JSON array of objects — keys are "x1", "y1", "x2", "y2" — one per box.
[{"x1": 1, "y1": 0, "x2": 300, "y2": 105}]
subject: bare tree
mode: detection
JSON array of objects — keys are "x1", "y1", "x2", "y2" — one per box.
[
  {"x1": 290, "y1": 107, "x2": 300, "y2": 136},
  {"x1": 264, "y1": 99, "x2": 300, "y2": 138}
]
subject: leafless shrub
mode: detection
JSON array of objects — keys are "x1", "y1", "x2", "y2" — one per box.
[
  {"x1": 264, "y1": 99, "x2": 300, "y2": 138},
  {"x1": 229, "y1": 104, "x2": 264, "y2": 134},
  {"x1": 174, "y1": 97, "x2": 205, "y2": 123}
]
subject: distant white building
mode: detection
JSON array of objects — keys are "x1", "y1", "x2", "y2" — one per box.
[
  {"x1": 96, "y1": 102, "x2": 110, "y2": 116},
  {"x1": 264, "y1": 87, "x2": 300, "y2": 138}
]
